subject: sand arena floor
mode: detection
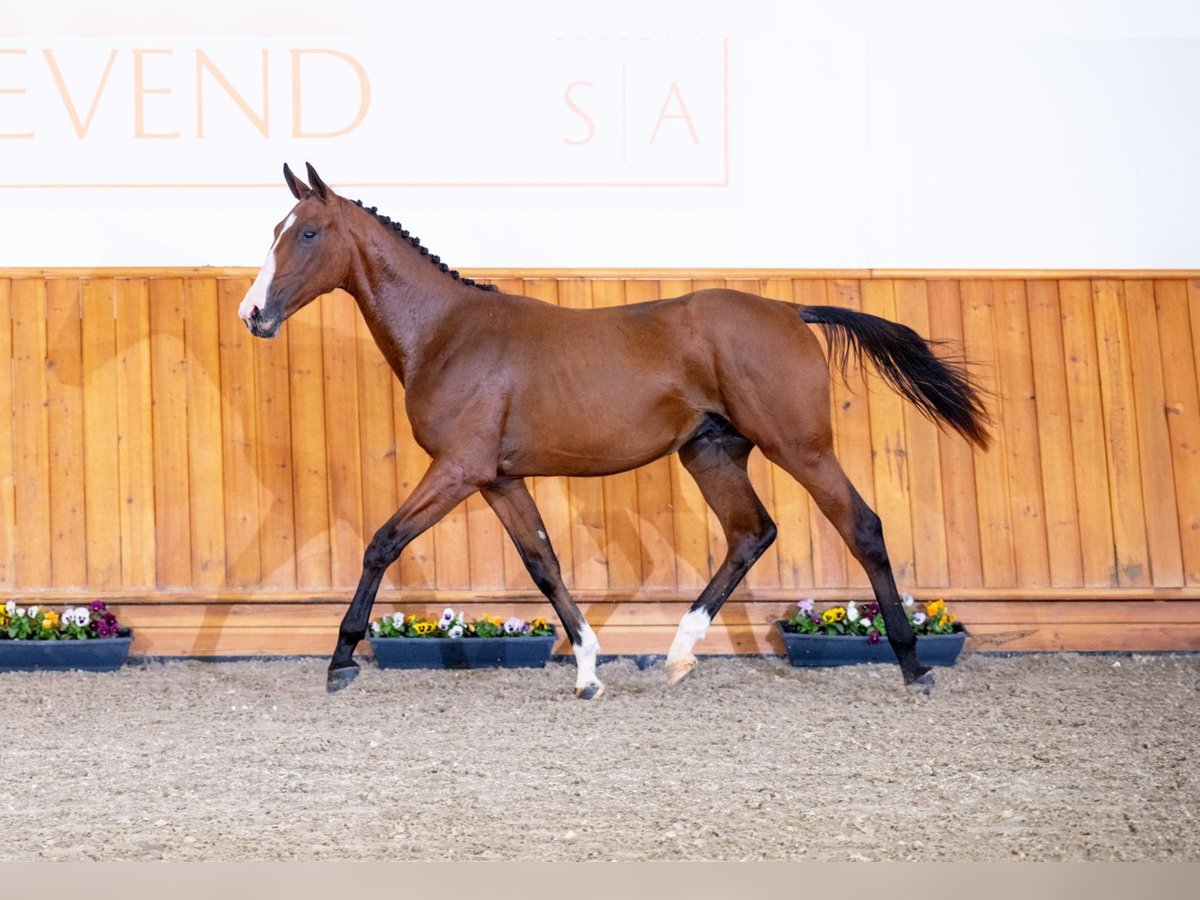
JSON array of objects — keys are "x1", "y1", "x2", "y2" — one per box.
[{"x1": 1, "y1": 652, "x2": 1197, "y2": 861}]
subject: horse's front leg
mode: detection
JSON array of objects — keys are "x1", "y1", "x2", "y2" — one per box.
[
  {"x1": 327, "y1": 459, "x2": 483, "y2": 692},
  {"x1": 481, "y1": 478, "x2": 604, "y2": 700}
]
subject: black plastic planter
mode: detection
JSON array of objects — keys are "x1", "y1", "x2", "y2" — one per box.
[
  {"x1": 370, "y1": 629, "x2": 557, "y2": 670},
  {"x1": 0, "y1": 634, "x2": 134, "y2": 672},
  {"x1": 775, "y1": 621, "x2": 966, "y2": 668}
]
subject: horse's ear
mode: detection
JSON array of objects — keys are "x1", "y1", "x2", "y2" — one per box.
[
  {"x1": 305, "y1": 162, "x2": 330, "y2": 202},
  {"x1": 283, "y1": 163, "x2": 311, "y2": 200}
]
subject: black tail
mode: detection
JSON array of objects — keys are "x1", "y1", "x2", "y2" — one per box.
[{"x1": 799, "y1": 305, "x2": 991, "y2": 449}]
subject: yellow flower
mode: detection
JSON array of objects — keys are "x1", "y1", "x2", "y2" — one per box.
[
  {"x1": 484, "y1": 615, "x2": 503, "y2": 627},
  {"x1": 822, "y1": 607, "x2": 846, "y2": 624},
  {"x1": 926, "y1": 599, "x2": 946, "y2": 618},
  {"x1": 413, "y1": 621, "x2": 434, "y2": 635},
  {"x1": 530, "y1": 617, "x2": 548, "y2": 631},
  {"x1": 42, "y1": 610, "x2": 60, "y2": 629},
  {"x1": 938, "y1": 615, "x2": 948, "y2": 628}
]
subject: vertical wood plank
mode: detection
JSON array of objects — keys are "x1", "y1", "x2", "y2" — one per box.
[
  {"x1": 254, "y1": 299, "x2": 297, "y2": 589},
  {"x1": 559, "y1": 278, "x2": 609, "y2": 592},
  {"x1": 45, "y1": 278, "x2": 88, "y2": 588},
  {"x1": 80, "y1": 279, "x2": 121, "y2": 589},
  {"x1": 959, "y1": 279, "x2": 1017, "y2": 586},
  {"x1": 287, "y1": 300, "x2": 332, "y2": 589},
  {"x1": 592, "y1": 279, "x2": 643, "y2": 593},
  {"x1": 488, "y1": 278, "x2": 529, "y2": 592},
  {"x1": 521, "y1": 278, "x2": 574, "y2": 589},
  {"x1": 0, "y1": 279, "x2": 13, "y2": 589},
  {"x1": 182, "y1": 278, "x2": 227, "y2": 590},
  {"x1": 1025, "y1": 280, "x2": 1084, "y2": 587},
  {"x1": 1123, "y1": 280, "x2": 1184, "y2": 586},
  {"x1": 216, "y1": 277, "x2": 262, "y2": 589},
  {"x1": 724, "y1": 277, "x2": 782, "y2": 593},
  {"x1": 690, "y1": 277, "x2": 732, "y2": 585},
  {"x1": 992, "y1": 280, "x2": 1051, "y2": 587},
  {"x1": 392, "y1": 380, "x2": 436, "y2": 591},
  {"x1": 660, "y1": 277, "x2": 711, "y2": 594},
  {"x1": 11, "y1": 280, "x2": 52, "y2": 587},
  {"x1": 1154, "y1": 280, "x2": 1200, "y2": 584},
  {"x1": 321, "y1": 291, "x2": 366, "y2": 590},
  {"x1": 115, "y1": 278, "x2": 157, "y2": 589},
  {"x1": 860, "y1": 279, "x2": 916, "y2": 586},
  {"x1": 1058, "y1": 279, "x2": 1118, "y2": 585},
  {"x1": 893, "y1": 279, "x2": 949, "y2": 587},
  {"x1": 760, "y1": 276, "x2": 814, "y2": 590},
  {"x1": 827, "y1": 279, "x2": 874, "y2": 589},
  {"x1": 1092, "y1": 280, "x2": 1152, "y2": 586},
  {"x1": 625, "y1": 278, "x2": 677, "y2": 592},
  {"x1": 149, "y1": 278, "x2": 193, "y2": 587},
  {"x1": 354, "y1": 311, "x2": 399, "y2": 589},
  {"x1": 793, "y1": 278, "x2": 846, "y2": 589},
  {"x1": 926, "y1": 280, "x2": 983, "y2": 588}
]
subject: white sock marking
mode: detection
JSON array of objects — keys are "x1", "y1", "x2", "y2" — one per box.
[
  {"x1": 239, "y1": 212, "x2": 296, "y2": 324},
  {"x1": 668, "y1": 608, "x2": 711, "y2": 662},
  {"x1": 573, "y1": 621, "x2": 601, "y2": 689}
]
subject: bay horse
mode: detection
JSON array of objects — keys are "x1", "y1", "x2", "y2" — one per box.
[{"x1": 239, "y1": 163, "x2": 989, "y2": 698}]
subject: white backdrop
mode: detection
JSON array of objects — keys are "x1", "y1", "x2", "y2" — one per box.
[{"x1": 1, "y1": 1, "x2": 1198, "y2": 267}]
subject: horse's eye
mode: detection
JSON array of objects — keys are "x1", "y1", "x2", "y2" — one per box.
[{"x1": 302, "y1": 229, "x2": 317, "y2": 240}]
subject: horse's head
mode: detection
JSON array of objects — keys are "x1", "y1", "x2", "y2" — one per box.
[{"x1": 239, "y1": 163, "x2": 354, "y2": 338}]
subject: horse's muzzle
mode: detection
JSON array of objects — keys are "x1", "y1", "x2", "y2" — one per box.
[{"x1": 244, "y1": 307, "x2": 281, "y2": 339}]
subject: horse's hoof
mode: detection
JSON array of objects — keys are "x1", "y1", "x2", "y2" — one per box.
[
  {"x1": 574, "y1": 683, "x2": 605, "y2": 701},
  {"x1": 907, "y1": 667, "x2": 935, "y2": 695},
  {"x1": 326, "y1": 664, "x2": 360, "y2": 693},
  {"x1": 665, "y1": 657, "x2": 696, "y2": 686}
]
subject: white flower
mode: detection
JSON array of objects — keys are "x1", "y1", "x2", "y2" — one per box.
[
  {"x1": 439, "y1": 607, "x2": 456, "y2": 626},
  {"x1": 14, "y1": 607, "x2": 26, "y2": 618},
  {"x1": 846, "y1": 601, "x2": 860, "y2": 623},
  {"x1": 391, "y1": 612, "x2": 405, "y2": 628},
  {"x1": 370, "y1": 621, "x2": 380, "y2": 636},
  {"x1": 4, "y1": 600, "x2": 13, "y2": 614},
  {"x1": 70, "y1": 608, "x2": 90, "y2": 627},
  {"x1": 28, "y1": 605, "x2": 39, "y2": 617},
  {"x1": 503, "y1": 617, "x2": 525, "y2": 635},
  {"x1": 448, "y1": 625, "x2": 463, "y2": 639},
  {"x1": 454, "y1": 612, "x2": 465, "y2": 626},
  {"x1": 912, "y1": 612, "x2": 927, "y2": 626},
  {"x1": 902, "y1": 593, "x2": 915, "y2": 608}
]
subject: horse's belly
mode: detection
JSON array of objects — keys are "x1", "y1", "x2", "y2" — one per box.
[{"x1": 498, "y1": 400, "x2": 703, "y2": 478}]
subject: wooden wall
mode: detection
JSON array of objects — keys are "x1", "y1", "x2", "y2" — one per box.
[{"x1": 1, "y1": 269, "x2": 1198, "y2": 657}]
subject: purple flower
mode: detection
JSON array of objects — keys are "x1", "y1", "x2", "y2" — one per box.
[
  {"x1": 862, "y1": 602, "x2": 880, "y2": 618},
  {"x1": 809, "y1": 613, "x2": 821, "y2": 624},
  {"x1": 867, "y1": 630, "x2": 881, "y2": 645},
  {"x1": 797, "y1": 599, "x2": 815, "y2": 614},
  {"x1": 97, "y1": 621, "x2": 112, "y2": 638},
  {"x1": 89, "y1": 600, "x2": 107, "y2": 612}
]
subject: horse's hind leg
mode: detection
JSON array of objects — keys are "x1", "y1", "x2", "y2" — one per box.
[
  {"x1": 771, "y1": 444, "x2": 932, "y2": 689},
  {"x1": 666, "y1": 428, "x2": 777, "y2": 685},
  {"x1": 482, "y1": 478, "x2": 604, "y2": 700}
]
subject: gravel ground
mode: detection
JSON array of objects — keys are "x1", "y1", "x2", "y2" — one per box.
[{"x1": 1, "y1": 652, "x2": 1197, "y2": 861}]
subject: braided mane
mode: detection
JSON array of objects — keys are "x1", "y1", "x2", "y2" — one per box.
[{"x1": 352, "y1": 199, "x2": 497, "y2": 292}]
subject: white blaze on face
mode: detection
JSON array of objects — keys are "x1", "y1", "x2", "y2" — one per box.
[{"x1": 239, "y1": 213, "x2": 296, "y2": 325}]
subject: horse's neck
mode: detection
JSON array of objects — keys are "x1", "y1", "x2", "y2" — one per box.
[{"x1": 345, "y1": 236, "x2": 467, "y2": 386}]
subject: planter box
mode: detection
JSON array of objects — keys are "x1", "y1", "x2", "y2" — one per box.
[
  {"x1": 0, "y1": 633, "x2": 134, "y2": 673},
  {"x1": 370, "y1": 629, "x2": 557, "y2": 670},
  {"x1": 775, "y1": 621, "x2": 966, "y2": 668}
]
